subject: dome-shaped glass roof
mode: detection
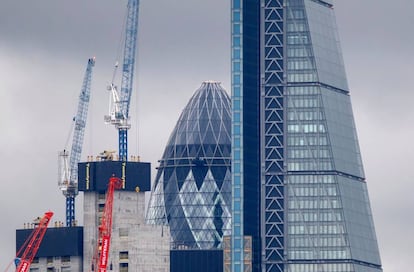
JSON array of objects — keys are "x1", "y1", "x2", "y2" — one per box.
[{"x1": 146, "y1": 81, "x2": 231, "y2": 249}]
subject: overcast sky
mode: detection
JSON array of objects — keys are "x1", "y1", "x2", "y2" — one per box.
[{"x1": 0, "y1": 0, "x2": 412, "y2": 271}]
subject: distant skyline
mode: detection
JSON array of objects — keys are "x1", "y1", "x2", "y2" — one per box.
[{"x1": 1, "y1": 0, "x2": 413, "y2": 271}]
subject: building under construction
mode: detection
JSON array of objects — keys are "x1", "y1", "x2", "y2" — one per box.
[
  {"x1": 16, "y1": 158, "x2": 171, "y2": 272},
  {"x1": 15, "y1": 0, "x2": 171, "y2": 271}
]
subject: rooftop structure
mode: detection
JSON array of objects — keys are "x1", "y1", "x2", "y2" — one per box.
[{"x1": 79, "y1": 160, "x2": 170, "y2": 272}]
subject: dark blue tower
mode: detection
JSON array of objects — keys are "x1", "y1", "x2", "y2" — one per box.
[{"x1": 230, "y1": 1, "x2": 382, "y2": 272}]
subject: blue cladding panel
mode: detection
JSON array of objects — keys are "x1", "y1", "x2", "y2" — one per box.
[
  {"x1": 78, "y1": 161, "x2": 151, "y2": 192},
  {"x1": 16, "y1": 227, "x2": 83, "y2": 257},
  {"x1": 231, "y1": 0, "x2": 244, "y2": 268},
  {"x1": 262, "y1": 0, "x2": 285, "y2": 271},
  {"x1": 170, "y1": 250, "x2": 223, "y2": 272},
  {"x1": 242, "y1": 1, "x2": 262, "y2": 270}
]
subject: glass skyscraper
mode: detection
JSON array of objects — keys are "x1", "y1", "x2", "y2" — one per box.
[
  {"x1": 147, "y1": 81, "x2": 232, "y2": 250},
  {"x1": 231, "y1": 1, "x2": 382, "y2": 272}
]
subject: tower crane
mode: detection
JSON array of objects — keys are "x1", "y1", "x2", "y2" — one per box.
[
  {"x1": 91, "y1": 177, "x2": 122, "y2": 272},
  {"x1": 3, "y1": 211, "x2": 54, "y2": 272},
  {"x1": 105, "y1": 0, "x2": 139, "y2": 161},
  {"x1": 59, "y1": 57, "x2": 95, "y2": 227}
]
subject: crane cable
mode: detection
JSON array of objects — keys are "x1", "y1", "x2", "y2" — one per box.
[
  {"x1": 63, "y1": 118, "x2": 76, "y2": 151},
  {"x1": 111, "y1": 6, "x2": 128, "y2": 85}
]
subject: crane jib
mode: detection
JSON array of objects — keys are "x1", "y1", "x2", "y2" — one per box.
[
  {"x1": 99, "y1": 235, "x2": 111, "y2": 271},
  {"x1": 17, "y1": 261, "x2": 29, "y2": 272}
]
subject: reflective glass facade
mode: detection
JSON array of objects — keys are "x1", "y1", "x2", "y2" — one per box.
[
  {"x1": 146, "y1": 81, "x2": 232, "y2": 249},
  {"x1": 232, "y1": 0, "x2": 382, "y2": 272}
]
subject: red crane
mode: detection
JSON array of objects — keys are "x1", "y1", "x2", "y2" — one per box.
[
  {"x1": 92, "y1": 176, "x2": 122, "y2": 272},
  {"x1": 8, "y1": 211, "x2": 54, "y2": 272}
]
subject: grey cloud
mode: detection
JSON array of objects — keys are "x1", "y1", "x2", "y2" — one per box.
[{"x1": 0, "y1": 0, "x2": 411, "y2": 270}]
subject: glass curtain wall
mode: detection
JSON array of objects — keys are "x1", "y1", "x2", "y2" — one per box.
[
  {"x1": 283, "y1": 0, "x2": 382, "y2": 271},
  {"x1": 146, "y1": 82, "x2": 232, "y2": 250}
]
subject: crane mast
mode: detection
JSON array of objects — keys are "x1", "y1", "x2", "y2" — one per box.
[
  {"x1": 59, "y1": 57, "x2": 95, "y2": 227},
  {"x1": 14, "y1": 211, "x2": 54, "y2": 272},
  {"x1": 92, "y1": 177, "x2": 122, "y2": 272},
  {"x1": 105, "y1": 0, "x2": 139, "y2": 161}
]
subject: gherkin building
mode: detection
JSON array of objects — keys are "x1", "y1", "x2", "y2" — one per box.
[{"x1": 146, "y1": 81, "x2": 232, "y2": 249}]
